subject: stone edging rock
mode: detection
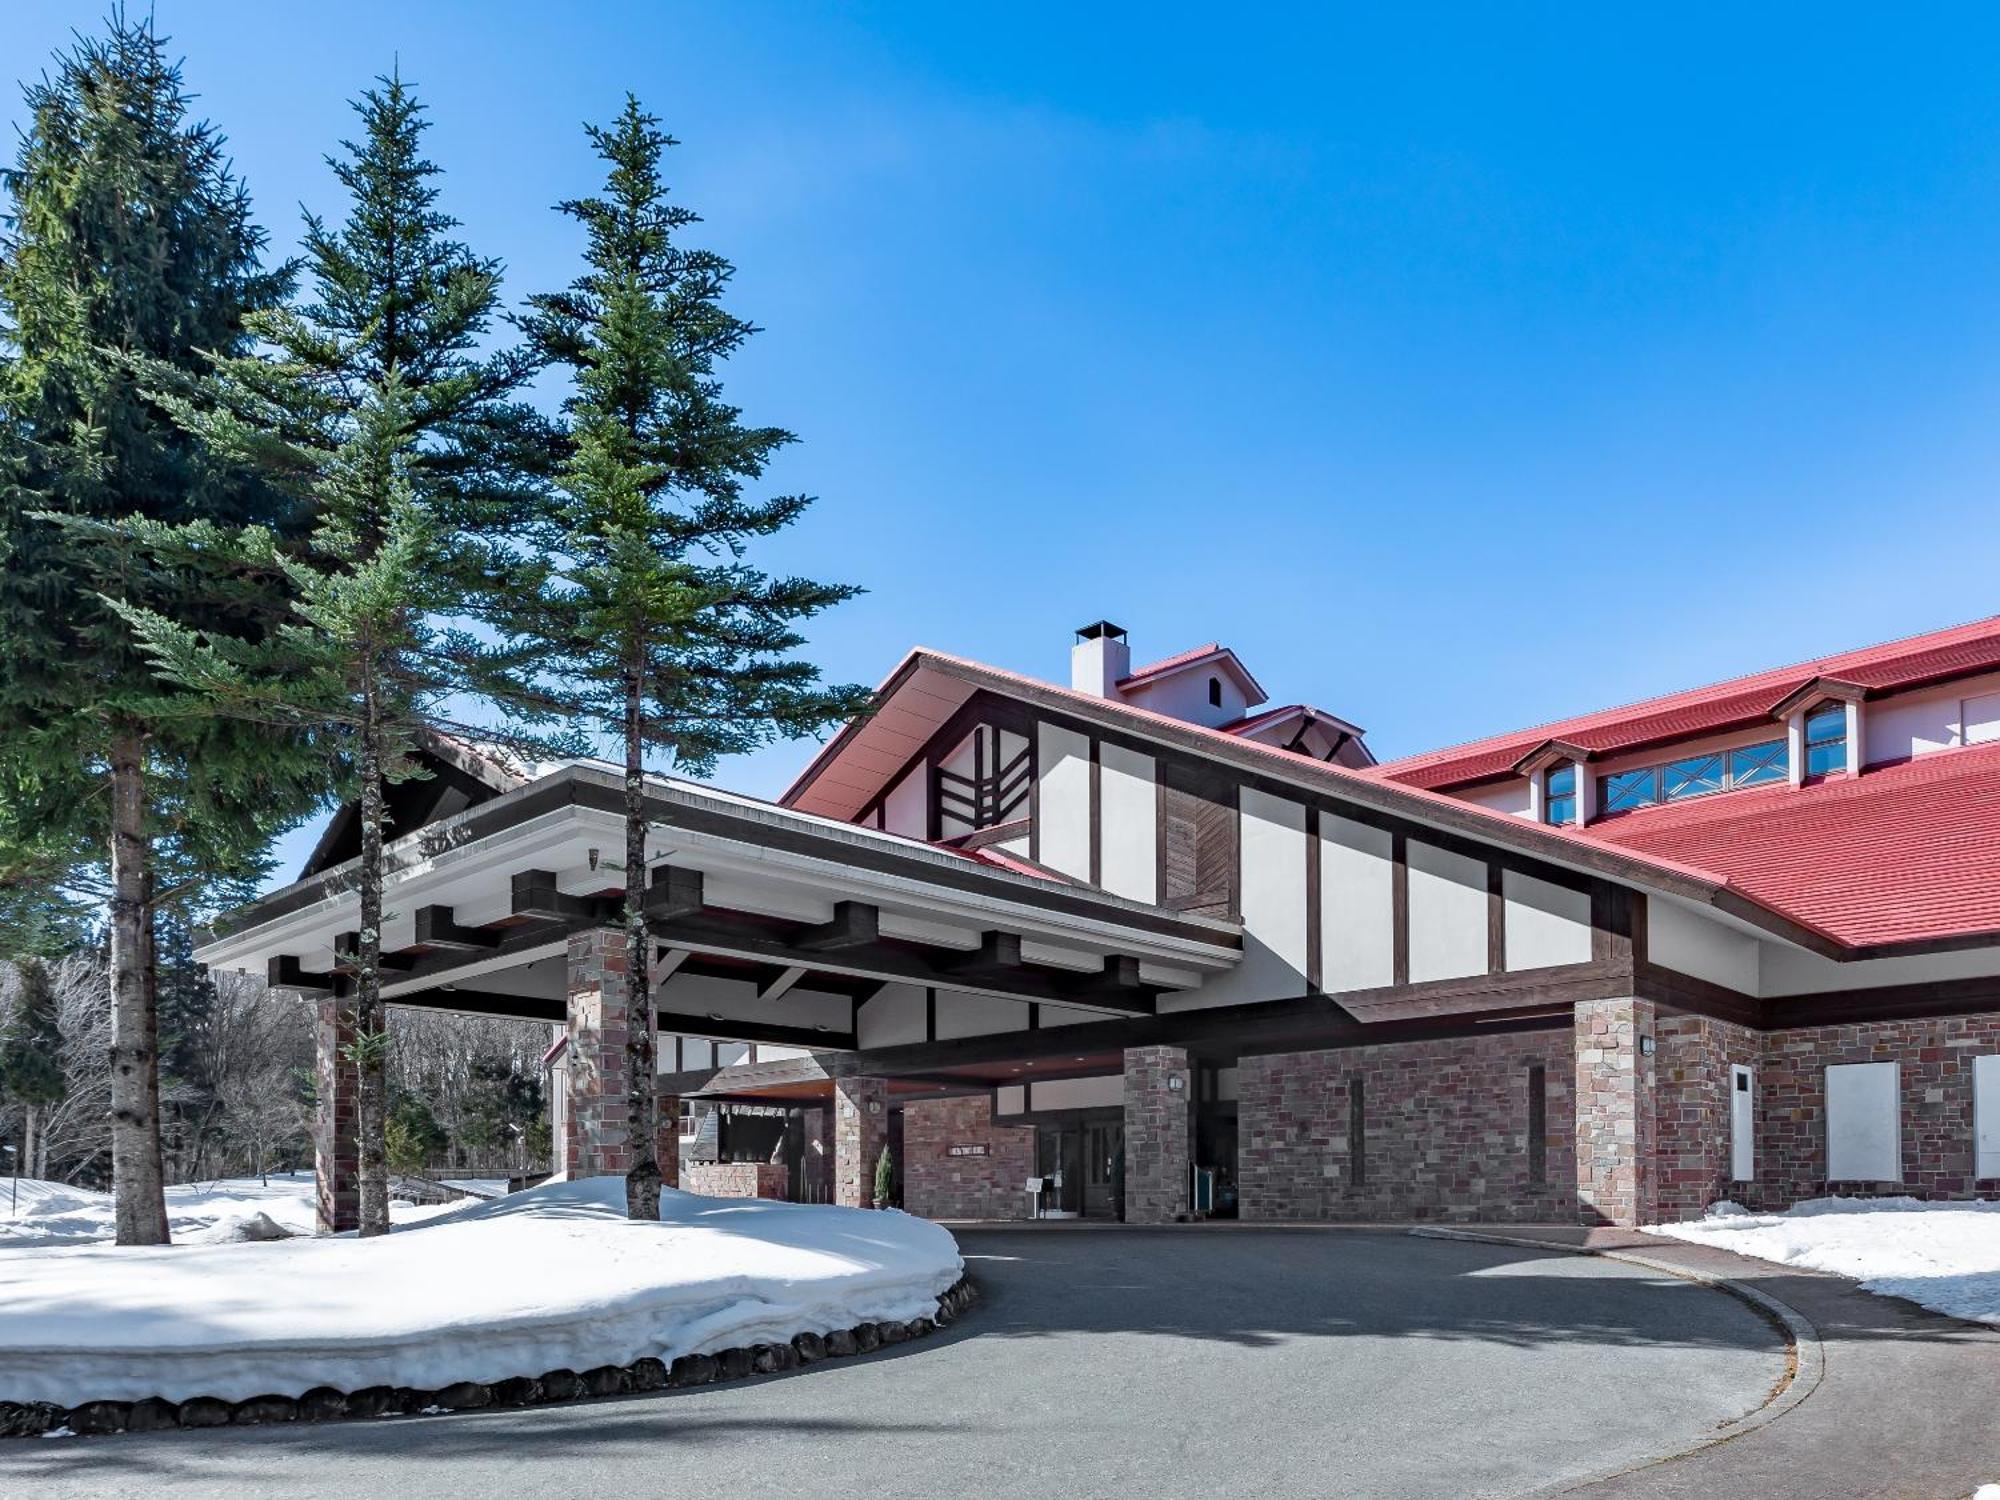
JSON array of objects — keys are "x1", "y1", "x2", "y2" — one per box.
[{"x1": 0, "y1": 1276, "x2": 979, "y2": 1440}]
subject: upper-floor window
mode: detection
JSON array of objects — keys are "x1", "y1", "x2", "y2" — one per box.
[
  {"x1": 1543, "y1": 763, "x2": 1576, "y2": 825},
  {"x1": 1804, "y1": 703, "x2": 1848, "y2": 778},
  {"x1": 1208, "y1": 676, "x2": 1223, "y2": 707},
  {"x1": 1600, "y1": 737, "x2": 1790, "y2": 815}
]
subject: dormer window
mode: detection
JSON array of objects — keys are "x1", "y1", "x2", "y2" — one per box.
[
  {"x1": 1542, "y1": 763, "x2": 1577, "y2": 825},
  {"x1": 1208, "y1": 676, "x2": 1223, "y2": 708},
  {"x1": 1804, "y1": 704, "x2": 1848, "y2": 778}
]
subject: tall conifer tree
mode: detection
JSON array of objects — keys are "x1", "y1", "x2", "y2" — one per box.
[
  {"x1": 111, "y1": 76, "x2": 544, "y2": 1236},
  {"x1": 510, "y1": 100, "x2": 867, "y2": 1220},
  {"x1": 0, "y1": 15, "x2": 318, "y2": 1243}
]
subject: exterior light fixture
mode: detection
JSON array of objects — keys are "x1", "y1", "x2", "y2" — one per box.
[
  {"x1": 588, "y1": 847, "x2": 600, "y2": 871},
  {"x1": 1167, "y1": 1076, "x2": 1186, "y2": 1092},
  {"x1": 1639, "y1": 1035, "x2": 1656, "y2": 1056}
]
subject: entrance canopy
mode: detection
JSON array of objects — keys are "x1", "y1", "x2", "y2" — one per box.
[{"x1": 197, "y1": 760, "x2": 1245, "y2": 1045}]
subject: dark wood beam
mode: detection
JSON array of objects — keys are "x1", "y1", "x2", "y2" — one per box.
[
  {"x1": 647, "y1": 909, "x2": 1155, "y2": 1015},
  {"x1": 940, "y1": 931, "x2": 1024, "y2": 976},
  {"x1": 645, "y1": 865, "x2": 704, "y2": 921},
  {"x1": 268, "y1": 955, "x2": 336, "y2": 997},
  {"x1": 511, "y1": 869, "x2": 608, "y2": 923},
  {"x1": 655, "y1": 1007, "x2": 856, "y2": 1052},
  {"x1": 412, "y1": 904, "x2": 501, "y2": 952},
  {"x1": 794, "y1": 901, "x2": 879, "y2": 951},
  {"x1": 387, "y1": 987, "x2": 565, "y2": 1023},
  {"x1": 333, "y1": 933, "x2": 417, "y2": 973}
]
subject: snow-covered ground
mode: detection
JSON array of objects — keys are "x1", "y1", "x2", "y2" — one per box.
[
  {"x1": 0, "y1": 1176, "x2": 963, "y2": 1406},
  {"x1": 1646, "y1": 1197, "x2": 2000, "y2": 1326},
  {"x1": 0, "y1": 1172, "x2": 456, "y2": 1245}
]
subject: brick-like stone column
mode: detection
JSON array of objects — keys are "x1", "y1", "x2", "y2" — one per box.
[
  {"x1": 655, "y1": 1093, "x2": 680, "y2": 1191},
  {"x1": 566, "y1": 928, "x2": 634, "y2": 1178},
  {"x1": 1574, "y1": 996, "x2": 1658, "y2": 1226},
  {"x1": 1124, "y1": 1045, "x2": 1192, "y2": 1224},
  {"x1": 314, "y1": 996, "x2": 359, "y2": 1234},
  {"x1": 833, "y1": 1076, "x2": 888, "y2": 1208}
]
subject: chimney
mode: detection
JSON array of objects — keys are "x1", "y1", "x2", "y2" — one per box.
[{"x1": 1071, "y1": 620, "x2": 1130, "y2": 698}]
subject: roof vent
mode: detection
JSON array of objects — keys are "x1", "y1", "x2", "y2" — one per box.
[{"x1": 1072, "y1": 620, "x2": 1130, "y2": 698}]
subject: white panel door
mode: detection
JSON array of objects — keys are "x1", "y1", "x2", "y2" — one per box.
[
  {"x1": 1975, "y1": 1055, "x2": 2000, "y2": 1179},
  {"x1": 1729, "y1": 1065, "x2": 1755, "y2": 1182},
  {"x1": 1826, "y1": 1061, "x2": 1900, "y2": 1181}
]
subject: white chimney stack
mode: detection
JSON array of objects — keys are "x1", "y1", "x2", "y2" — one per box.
[{"x1": 1071, "y1": 620, "x2": 1130, "y2": 698}]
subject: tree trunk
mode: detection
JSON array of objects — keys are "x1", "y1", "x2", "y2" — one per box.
[
  {"x1": 354, "y1": 663, "x2": 390, "y2": 1237},
  {"x1": 623, "y1": 664, "x2": 662, "y2": 1222},
  {"x1": 108, "y1": 729, "x2": 170, "y2": 1245},
  {"x1": 21, "y1": 1103, "x2": 36, "y2": 1186}
]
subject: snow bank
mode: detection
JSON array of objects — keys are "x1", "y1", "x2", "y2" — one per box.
[
  {"x1": 0, "y1": 1172, "x2": 451, "y2": 1245},
  {"x1": 1647, "y1": 1197, "x2": 2000, "y2": 1326},
  {"x1": 0, "y1": 1176, "x2": 963, "y2": 1405}
]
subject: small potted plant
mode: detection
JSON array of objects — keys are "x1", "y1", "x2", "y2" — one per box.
[{"x1": 873, "y1": 1143, "x2": 895, "y2": 1210}]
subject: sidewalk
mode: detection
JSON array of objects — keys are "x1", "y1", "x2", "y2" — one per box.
[{"x1": 1421, "y1": 1223, "x2": 2000, "y2": 1500}]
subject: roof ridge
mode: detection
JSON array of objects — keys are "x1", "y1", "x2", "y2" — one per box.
[{"x1": 1374, "y1": 611, "x2": 2000, "y2": 778}]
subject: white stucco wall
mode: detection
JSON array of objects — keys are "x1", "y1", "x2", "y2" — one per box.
[
  {"x1": 1194, "y1": 786, "x2": 1306, "y2": 1006},
  {"x1": 1503, "y1": 869, "x2": 1592, "y2": 970},
  {"x1": 1648, "y1": 897, "x2": 1762, "y2": 994},
  {"x1": 1036, "y1": 722, "x2": 1093, "y2": 879},
  {"x1": 1098, "y1": 741, "x2": 1158, "y2": 902},
  {"x1": 1120, "y1": 669, "x2": 1251, "y2": 729},
  {"x1": 1320, "y1": 814, "x2": 1395, "y2": 993},
  {"x1": 856, "y1": 981, "x2": 927, "y2": 1048},
  {"x1": 1406, "y1": 840, "x2": 1488, "y2": 983},
  {"x1": 1459, "y1": 780, "x2": 1536, "y2": 819},
  {"x1": 934, "y1": 992, "x2": 1031, "y2": 1040},
  {"x1": 1028, "y1": 1074, "x2": 1123, "y2": 1111},
  {"x1": 882, "y1": 762, "x2": 928, "y2": 839}
]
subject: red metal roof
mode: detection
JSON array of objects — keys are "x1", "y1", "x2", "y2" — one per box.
[
  {"x1": 1119, "y1": 643, "x2": 1223, "y2": 685},
  {"x1": 1587, "y1": 743, "x2": 2000, "y2": 950},
  {"x1": 1373, "y1": 614, "x2": 2000, "y2": 791}
]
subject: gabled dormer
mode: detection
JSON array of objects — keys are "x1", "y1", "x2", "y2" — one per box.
[
  {"x1": 1768, "y1": 676, "x2": 1865, "y2": 785},
  {"x1": 1512, "y1": 739, "x2": 1596, "y2": 828}
]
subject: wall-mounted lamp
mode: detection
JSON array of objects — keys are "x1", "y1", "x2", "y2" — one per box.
[
  {"x1": 1167, "y1": 1075, "x2": 1186, "y2": 1092},
  {"x1": 1639, "y1": 1035, "x2": 1656, "y2": 1056},
  {"x1": 588, "y1": 847, "x2": 600, "y2": 871}
]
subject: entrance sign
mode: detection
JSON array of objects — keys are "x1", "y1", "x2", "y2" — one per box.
[{"x1": 948, "y1": 1143, "x2": 990, "y2": 1157}]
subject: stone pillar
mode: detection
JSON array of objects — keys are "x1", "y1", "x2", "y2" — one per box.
[
  {"x1": 655, "y1": 1093, "x2": 680, "y2": 1191},
  {"x1": 833, "y1": 1076, "x2": 888, "y2": 1208},
  {"x1": 566, "y1": 928, "x2": 634, "y2": 1179},
  {"x1": 1124, "y1": 1045, "x2": 1192, "y2": 1224},
  {"x1": 1574, "y1": 996, "x2": 1658, "y2": 1227},
  {"x1": 314, "y1": 996, "x2": 359, "y2": 1235}
]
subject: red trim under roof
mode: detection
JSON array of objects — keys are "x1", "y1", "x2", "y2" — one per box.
[{"x1": 1372, "y1": 614, "x2": 2000, "y2": 791}]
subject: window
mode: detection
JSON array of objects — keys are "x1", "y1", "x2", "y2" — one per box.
[
  {"x1": 1602, "y1": 767, "x2": 1658, "y2": 813},
  {"x1": 1728, "y1": 739, "x2": 1788, "y2": 787},
  {"x1": 1542, "y1": 763, "x2": 1576, "y2": 825},
  {"x1": 1597, "y1": 736, "x2": 1792, "y2": 815},
  {"x1": 1208, "y1": 676, "x2": 1223, "y2": 707},
  {"x1": 1804, "y1": 703, "x2": 1848, "y2": 777}
]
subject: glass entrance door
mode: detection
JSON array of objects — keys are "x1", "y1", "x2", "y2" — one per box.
[{"x1": 1083, "y1": 1120, "x2": 1123, "y2": 1219}]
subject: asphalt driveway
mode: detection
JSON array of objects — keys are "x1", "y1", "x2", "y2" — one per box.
[{"x1": 0, "y1": 1227, "x2": 1790, "y2": 1500}]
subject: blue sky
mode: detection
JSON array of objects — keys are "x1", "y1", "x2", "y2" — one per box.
[{"x1": 7, "y1": 5, "x2": 2000, "y2": 885}]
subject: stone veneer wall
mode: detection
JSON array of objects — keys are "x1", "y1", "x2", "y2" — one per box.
[
  {"x1": 833, "y1": 1076, "x2": 889, "y2": 1208},
  {"x1": 1654, "y1": 1013, "x2": 1760, "y2": 1219},
  {"x1": 682, "y1": 1162, "x2": 788, "y2": 1199},
  {"x1": 1756, "y1": 1014, "x2": 2000, "y2": 1206},
  {"x1": 902, "y1": 1095, "x2": 1036, "y2": 1221},
  {"x1": 314, "y1": 998, "x2": 359, "y2": 1234},
  {"x1": 565, "y1": 929, "x2": 634, "y2": 1178},
  {"x1": 1574, "y1": 996, "x2": 1656, "y2": 1227},
  {"x1": 1238, "y1": 1028, "x2": 1575, "y2": 1222},
  {"x1": 1124, "y1": 1046, "x2": 1192, "y2": 1224}
]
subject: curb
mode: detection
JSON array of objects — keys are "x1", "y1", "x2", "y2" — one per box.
[
  {"x1": 1408, "y1": 1227, "x2": 1824, "y2": 1494},
  {"x1": 0, "y1": 1275, "x2": 980, "y2": 1441}
]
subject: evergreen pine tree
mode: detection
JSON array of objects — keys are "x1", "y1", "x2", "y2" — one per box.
[
  {"x1": 0, "y1": 958, "x2": 65, "y2": 1181},
  {"x1": 0, "y1": 15, "x2": 324, "y2": 1243},
  {"x1": 110, "y1": 75, "x2": 545, "y2": 1236},
  {"x1": 509, "y1": 99, "x2": 868, "y2": 1220},
  {"x1": 873, "y1": 1143, "x2": 894, "y2": 1211}
]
